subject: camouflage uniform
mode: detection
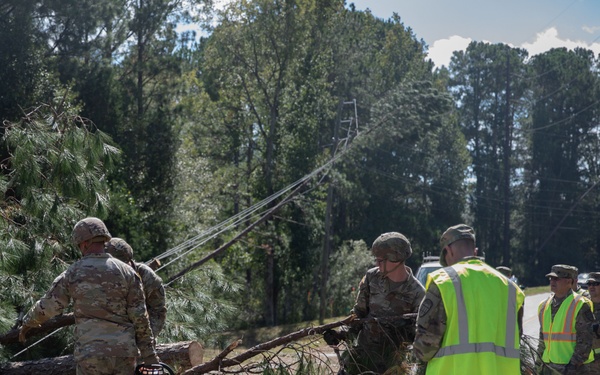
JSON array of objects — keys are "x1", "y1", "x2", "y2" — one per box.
[
  {"x1": 134, "y1": 261, "x2": 167, "y2": 336},
  {"x1": 581, "y1": 272, "x2": 600, "y2": 374},
  {"x1": 585, "y1": 300, "x2": 600, "y2": 374},
  {"x1": 21, "y1": 252, "x2": 157, "y2": 375},
  {"x1": 105, "y1": 237, "x2": 167, "y2": 337},
  {"x1": 537, "y1": 265, "x2": 595, "y2": 375},
  {"x1": 343, "y1": 265, "x2": 425, "y2": 374}
]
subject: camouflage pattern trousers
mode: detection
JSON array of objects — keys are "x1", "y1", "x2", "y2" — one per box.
[
  {"x1": 76, "y1": 356, "x2": 137, "y2": 375},
  {"x1": 340, "y1": 342, "x2": 411, "y2": 375}
]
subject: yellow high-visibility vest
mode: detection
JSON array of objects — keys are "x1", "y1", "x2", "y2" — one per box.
[
  {"x1": 425, "y1": 259, "x2": 524, "y2": 374},
  {"x1": 538, "y1": 292, "x2": 594, "y2": 364}
]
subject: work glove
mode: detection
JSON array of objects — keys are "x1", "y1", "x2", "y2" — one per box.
[
  {"x1": 593, "y1": 323, "x2": 600, "y2": 338},
  {"x1": 18, "y1": 323, "x2": 40, "y2": 343},
  {"x1": 563, "y1": 363, "x2": 579, "y2": 375},
  {"x1": 323, "y1": 329, "x2": 346, "y2": 346}
]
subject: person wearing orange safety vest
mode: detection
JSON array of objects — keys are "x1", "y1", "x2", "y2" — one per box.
[
  {"x1": 413, "y1": 224, "x2": 525, "y2": 374},
  {"x1": 537, "y1": 264, "x2": 595, "y2": 375}
]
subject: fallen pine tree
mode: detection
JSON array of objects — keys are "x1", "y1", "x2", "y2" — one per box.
[
  {"x1": 182, "y1": 315, "x2": 358, "y2": 374},
  {"x1": 0, "y1": 340, "x2": 203, "y2": 375}
]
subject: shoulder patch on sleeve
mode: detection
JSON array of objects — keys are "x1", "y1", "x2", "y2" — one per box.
[{"x1": 419, "y1": 298, "x2": 433, "y2": 318}]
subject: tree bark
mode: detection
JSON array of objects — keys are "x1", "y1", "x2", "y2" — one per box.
[
  {"x1": 0, "y1": 340, "x2": 203, "y2": 375},
  {"x1": 0, "y1": 314, "x2": 75, "y2": 346},
  {"x1": 183, "y1": 315, "x2": 356, "y2": 374}
]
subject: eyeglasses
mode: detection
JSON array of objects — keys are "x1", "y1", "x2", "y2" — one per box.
[{"x1": 588, "y1": 282, "x2": 600, "y2": 287}]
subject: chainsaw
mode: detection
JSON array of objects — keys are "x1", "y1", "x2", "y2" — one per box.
[{"x1": 134, "y1": 362, "x2": 175, "y2": 375}]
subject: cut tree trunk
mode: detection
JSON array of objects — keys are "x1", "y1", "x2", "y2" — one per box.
[{"x1": 0, "y1": 340, "x2": 203, "y2": 375}]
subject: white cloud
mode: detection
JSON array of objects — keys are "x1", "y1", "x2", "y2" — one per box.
[
  {"x1": 582, "y1": 25, "x2": 600, "y2": 34},
  {"x1": 521, "y1": 27, "x2": 595, "y2": 56},
  {"x1": 427, "y1": 35, "x2": 472, "y2": 68},
  {"x1": 428, "y1": 27, "x2": 600, "y2": 69}
]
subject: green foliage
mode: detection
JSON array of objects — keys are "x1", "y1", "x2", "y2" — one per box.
[
  {"x1": 162, "y1": 261, "x2": 243, "y2": 347},
  {"x1": 518, "y1": 47, "x2": 600, "y2": 284},
  {"x1": 448, "y1": 42, "x2": 530, "y2": 267},
  {"x1": 0, "y1": 87, "x2": 119, "y2": 360},
  {"x1": 327, "y1": 240, "x2": 373, "y2": 316}
]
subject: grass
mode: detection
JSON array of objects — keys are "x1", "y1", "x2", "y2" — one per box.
[
  {"x1": 523, "y1": 285, "x2": 550, "y2": 296},
  {"x1": 211, "y1": 317, "x2": 343, "y2": 350},
  {"x1": 213, "y1": 286, "x2": 551, "y2": 350}
]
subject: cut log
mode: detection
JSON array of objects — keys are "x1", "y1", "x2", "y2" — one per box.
[
  {"x1": 0, "y1": 340, "x2": 203, "y2": 375},
  {"x1": 0, "y1": 313, "x2": 75, "y2": 346}
]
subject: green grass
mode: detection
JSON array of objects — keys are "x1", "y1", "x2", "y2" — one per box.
[{"x1": 524, "y1": 285, "x2": 549, "y2": 296}]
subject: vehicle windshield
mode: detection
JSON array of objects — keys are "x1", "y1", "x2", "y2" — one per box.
[{"x1": 415, "y1": 263, "x2": 442, "y2": 286}]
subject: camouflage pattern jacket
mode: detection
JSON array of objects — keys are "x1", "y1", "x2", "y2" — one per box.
[
  {"x1": 22, "y1": 253, "x2": 157, "y2": 361},
  {"x1": 134, "y1": 261, "x2": 167, "y2": 336},
  {"x1": 351, "y1": 265, "x2": 425, "y2": 348}
]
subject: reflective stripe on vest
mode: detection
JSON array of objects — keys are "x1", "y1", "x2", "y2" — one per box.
[
  {"x1": 432, "y1": 265, "x2": 521, "y2": 359},
  {"x1": 538, "y1": 293, "x2": 594, "y2": 364}
]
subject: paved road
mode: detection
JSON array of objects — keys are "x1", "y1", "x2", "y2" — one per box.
[{"x1": 523, "y1": 292, "x2": 551, "y2": 339}]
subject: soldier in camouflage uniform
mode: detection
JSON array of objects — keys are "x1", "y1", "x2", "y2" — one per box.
[
  {"x1": 537, "y1": 265, "x2": 595, "y2": 375},
  {"x1": 584, "y1": 272, "x2": 600, "y2": 374},
  {"x1": 18, "y1": 217, "x2": 160, "y2": 375},
  {"x1": 413, "y1": 224, "x2": 525, "y2": 374},
  {"x1": 105, "y1": 237, "x2": 166, "y2": 337},
  {"x1": 325, "y1": 232, "x2": 425, "y2": 374}
]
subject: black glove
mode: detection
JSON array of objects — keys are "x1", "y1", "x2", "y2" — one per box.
[
  {"x1": 323, "y1": 329, "x2": 343, "y2": 345},
  {"x1": 593, "y1": 323, "x2": 600, "y2": 338},
  {"x1": 563, "y1": 363, "x2": 578, "y2": 375}
]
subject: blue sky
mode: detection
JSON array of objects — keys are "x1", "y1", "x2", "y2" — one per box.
[
  {"x1": 349, "y1": 0, "x2": 600, "y2": 68},
  {"x1": 179, "y1": 0, "x2": 600, "y2": 68}
]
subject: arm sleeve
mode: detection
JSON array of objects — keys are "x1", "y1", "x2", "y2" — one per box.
[
  {"x1": 413, "y1": 282, "x2": 446, "y2": 362},
  {"x1": 570, "y1": 302, "x2": 595, "y2": 366},
  {"x1": 23, "y1": 272, "x2": 70, "y2": 327},
  {"x1": 127, "y1": 273, "x2": 158, "y2": 359},
  {"x1": 145, "y1": 275, "x2": 167, "y2": 336},
  {"x1": 351, "y1": 274, "x2": 369, "y2": 318}
]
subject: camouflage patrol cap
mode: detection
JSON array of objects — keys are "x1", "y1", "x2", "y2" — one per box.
[
  {"x1": 439, "y1": 224, "x2": 475, "y2": 267},
  {"x1": 105, "y1": 237, "x2": 134, "y2": 263},
  {"x1": 587, "y1": 272, "x2": 600, "y2": 283},
  {"x1": 545, "y1": 264, "x2": 578, "y2": 279},
  {"x1": 496, "y1": 266, "x2": 512, "y2": 277},
  {"x1": 371, "y1": 232, "x2": 412, "y2": 263},
  {"x1": 71, "y1": 217, "x2": 111, "y2": 245}
]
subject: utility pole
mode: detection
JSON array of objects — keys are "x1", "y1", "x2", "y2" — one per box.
[
  {"x1": 319, "y1": 99, "x2": 358, "y2": 324},
  {"x1": 503, "y1": 48, "x2": 512, "y2": 265}
]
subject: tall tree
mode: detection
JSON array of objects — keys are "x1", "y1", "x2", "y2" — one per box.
[
  {"x1": 448, "y1": 42, "x2": 529, "y2": 266},
  {"x1": 520, "y1": 47, "x2": 599, "y2": 284}
]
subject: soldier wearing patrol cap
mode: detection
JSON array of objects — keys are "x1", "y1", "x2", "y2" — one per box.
[
  {"x1": 584, "y1": 272, "x2": 600, "y2": 374},
  {"x1": 324, "y1": 232, "x2": 425, "y2": 374},
  {"x1": 413, "y1": 224, "x2": 525, "y2": 374},
  {"x1": 537, "y1": 265, "x2": 595, "y2": 375}
]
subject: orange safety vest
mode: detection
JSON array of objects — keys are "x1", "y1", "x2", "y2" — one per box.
[{"x1": 538, "y1": 292, "x2": 594, "y2": 364}]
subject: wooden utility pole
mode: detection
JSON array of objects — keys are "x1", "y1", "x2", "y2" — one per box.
[
  {"x1": 318, "y1": 100, "x2": 342, "y2": 324},
  {"x1": 318, "y1": 99, "x2": 358, "y2": 324},
  {"x1": 503, "y1": 48, "x2": 512, "y2": 265}
]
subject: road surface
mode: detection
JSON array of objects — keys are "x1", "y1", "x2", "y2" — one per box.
[{"x1": 523, "y1": 292, "x2": 551, "y2": 339}]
